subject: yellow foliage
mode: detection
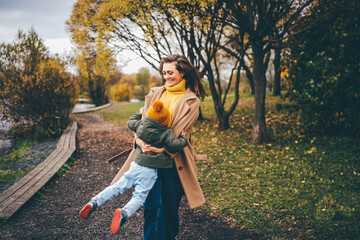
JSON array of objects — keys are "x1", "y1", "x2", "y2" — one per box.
[
  {"x1": 281, "y1": 66, "x2": 288, "y2": 79},
  {"x1": 68, "y1": 0, "x2": 219, "y2": 53},
  {"x1": 67, "y1": 0, "x2": 117, "y2": 81},
  {"x1": 150, "y1": 82, "x2": 158, "y2": 88},
  {"x1": 306, "y1": 147, "x2": 317, "y2": 154},
  {"x1": 110, "y1": 83, "x2": 131, "y2": 101}
]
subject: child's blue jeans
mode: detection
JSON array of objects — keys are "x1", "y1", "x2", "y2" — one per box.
[{"x1": 91, "y1": 161, "x2": 157, "y2": 217}]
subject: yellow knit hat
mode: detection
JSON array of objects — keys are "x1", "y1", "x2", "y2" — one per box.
[{"x1": 146, "y1": 100, "x2": 170, "y2": 127}]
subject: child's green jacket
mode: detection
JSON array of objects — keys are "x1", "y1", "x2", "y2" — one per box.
[{"x1": 127, "y1": 113, "x2": 188, "y2": 168}]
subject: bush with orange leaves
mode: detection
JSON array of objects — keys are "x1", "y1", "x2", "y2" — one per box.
[{"x1": 0, "y1": 28, "x2": 77, "y2": 139}]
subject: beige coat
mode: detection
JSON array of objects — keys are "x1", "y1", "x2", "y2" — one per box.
[{"x1": 111, "y1": 86, "x2": 205, "y2": 209}]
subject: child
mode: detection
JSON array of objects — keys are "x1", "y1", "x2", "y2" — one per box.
[{"x1": 79, "y1": 100, "x2": 188, "y2": 234}]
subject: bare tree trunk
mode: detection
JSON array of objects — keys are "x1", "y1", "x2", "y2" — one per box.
[
  {"x1": 273, "y1": 48, "x2": 281, "y2": 96},
  {"x1": 198, "y1": 106, "x2": 204, "y2": 121},
  {"x1": 252, "y1": 46, "x2": 268, "y2": 144},
  {"x1": 206, "y1": 68, "x2": 230, "y2": 130},
  {"x1": 88, "y1": 75, "x2": 108, "y2": 106},
  {"x1": 243, "y1": 64, "x2": 255, "y2": 94}
]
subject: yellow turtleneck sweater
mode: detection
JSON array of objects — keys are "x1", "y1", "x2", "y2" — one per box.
[{"x1": 159, "y1": 79, "x2": 186, "y2": 122}]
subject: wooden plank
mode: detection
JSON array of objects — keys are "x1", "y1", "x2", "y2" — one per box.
[
  {"x1": 0, "y1": 123, "x2": 76, "y2": 216},
  {"x1": 0, "y1": 125, "x2": 72, "y2": 203},
  {"x1": 0, "y1": 149, "x2": 70, "y2": 212},
  {"x1": 0, "y1": 133, "x2": 74, "y2": 208},
  {"x1": 1, "y1": 201, "x2": 22, "y2": 218},
  {"x1": 56, "y1": 124, "x2": 72, "y2": 149},
  {"x1": 0, "y1": 122, "x2": 77, "y2": 219},
  {"x1": 0, "y1": 147, "x2": 64, "y2": 203},
  {"x1": 0, "y1": 123, "x2": 76, "y2": 202},
  {"x1": 0, "y1": 146, "x2": 74, "y2": 217},
  {"x1": 69, "y1": 122, "x2": 77, "y2": 150},
  {"x1": 65, "y1": 122, "x2": 77, "y2": 151},
  {"x1": 2, "y1": 149, "x2": 75, "y2": 217},
  {"x1": 0, "y1": 123, "x2": 74, "y2": 202}
]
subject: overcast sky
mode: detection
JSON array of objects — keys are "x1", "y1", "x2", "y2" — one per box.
[{"x1": 0, "y1": 0, "x2": 147, "y2": 74}]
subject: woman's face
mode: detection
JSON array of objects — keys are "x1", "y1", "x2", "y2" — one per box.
[{"x1": 162, "y1": 62, "x2": 184, "y2": 87}]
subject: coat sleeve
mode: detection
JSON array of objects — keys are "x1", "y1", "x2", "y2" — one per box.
[
  {"x1": 127, "y1": 113, "x2": 142, "y2": 132},
  {"x1": 164, "y1": 130, "x2": 189, "y2": 153}
]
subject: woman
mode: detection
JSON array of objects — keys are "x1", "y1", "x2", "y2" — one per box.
[{"x1": 111, "y1": 54, "x2": 206, "y2": 239}]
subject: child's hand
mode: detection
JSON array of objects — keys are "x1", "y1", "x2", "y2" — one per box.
[
  {"x1": 139, "y1": 107, "x2": 145, "y2": 114},
  {"x1": 181, "y1": 130, "x2": 187, "y2": 136}
]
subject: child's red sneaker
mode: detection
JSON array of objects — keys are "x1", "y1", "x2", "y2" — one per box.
[
  {"x1": 110, "y1": 209, "x2": 128, "y2": 234},
  {"x1": 79, "y1": 201, "x2": 97, "y2": 220}
]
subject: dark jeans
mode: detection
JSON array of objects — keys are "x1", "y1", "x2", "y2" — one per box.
[{"x1": 143, "y1": 167, "x2": 184, "y2": 240}]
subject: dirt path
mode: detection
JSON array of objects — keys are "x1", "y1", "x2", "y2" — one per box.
[{"x1": 0, "y1": 114, "x2": 262, "y2": 239}]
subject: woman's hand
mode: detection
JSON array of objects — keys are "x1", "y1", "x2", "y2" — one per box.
[{"x1": 136, "y1": 138, "x2": 164, "y2": 154}]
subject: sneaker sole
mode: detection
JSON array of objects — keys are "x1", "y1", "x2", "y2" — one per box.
[
  {"x1": 110, "y1": 209, "x2": 122, "y2": 234},
  {"x1": 79, "y1": 204, "x2": 93, "y2": 220}
]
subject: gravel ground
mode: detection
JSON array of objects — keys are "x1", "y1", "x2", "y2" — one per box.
[{"x1": 0, "y1": 114, "x2": 263, "y2": 240}]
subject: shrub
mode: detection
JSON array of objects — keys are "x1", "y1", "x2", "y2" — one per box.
[
  {"x1": 0, "y1": 28, "x2": 77, "y2": 138},
  {"x1": 133, "y1": 85, "x2": 149, "y2": 101},
  {"x1": 109, "y1": 83, "x2": 131, "y2": 101}
]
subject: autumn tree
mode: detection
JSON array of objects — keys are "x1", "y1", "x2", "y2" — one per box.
[
  {"x1": 134, "y1": 67, "x2": 151, "y2": 100},
  {"x1": 223, "y1": 0, "x2": 315, "y2": 143},
  {"x1": 66, "y1": 0, "x2": 117, "y2": 106},
  {"x1": 158, "y1": 1, "x2": 247, "y2": 129},
  {"x1": 93, "y1": 0, "x2": 249, "y2": 130},
  {"x1": 68, "y1": 0, "x2": 315, "y2": 136}
]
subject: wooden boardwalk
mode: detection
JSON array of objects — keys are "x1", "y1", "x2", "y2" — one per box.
[
  {"x1": 0, "y1": 122, "x2": 77, "y2": 219},
  {"x1": 72, "y1": 102, "x2": 111, "y2": 114}
]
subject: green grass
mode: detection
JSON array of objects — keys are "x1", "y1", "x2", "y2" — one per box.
[
  {"x1": 0, "y1": 139, "x2": 36, "y2": 168},
  {"x1": 100, "y1": 101, "x2": 145, "y2": 124},
  {"x1": 194, "y1": 96, "x2": 360, "y2": 239},
  {"x1": 101, "y1": 96, "x2": 360, "y2": 239},
  {"x1": 0, "y1": 167, "x2": 34, "y2": 185},
  {"x1": 56, "y1": 155, "x2": 78, "y2": 177},
  {"x1": 0, "y1": 139, "x2": 37, "y2": 192}
]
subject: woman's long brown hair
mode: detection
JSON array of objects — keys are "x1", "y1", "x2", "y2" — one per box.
[{"x1": 158, "y1": 54, "x2": 206, "y2": 100}]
